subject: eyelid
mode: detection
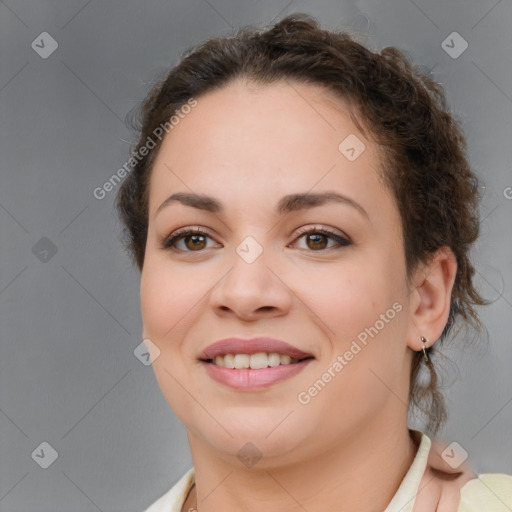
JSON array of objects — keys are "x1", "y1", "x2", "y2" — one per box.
[
  {"x1": 291, "y1": 225, "x2": 352, "y2": 249},
  {"x1": 293, "y1": 224, "x2": 350, "y2": 241}
]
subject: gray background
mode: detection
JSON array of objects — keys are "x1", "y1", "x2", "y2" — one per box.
[{"x1": 1, "y1": 0, "x2": 511, "y2": 511}]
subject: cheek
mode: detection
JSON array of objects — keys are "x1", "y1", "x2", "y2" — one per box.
[
  {"x1": 140, "y1": 258, "x2": 203, "y2": 418},
  {"x1": 307, "y1": 258, "x2": 408, "y2": 392},
  {"x1": 308, "y1": 263, "x2": 399, "y2": 344},
  {"x1": 140, "y1": 255, "x2": 199, "y2": 346}
]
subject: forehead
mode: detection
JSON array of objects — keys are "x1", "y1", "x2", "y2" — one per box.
[{"x1": 147, "y1": 79, "x2": 393, "y2": 221}]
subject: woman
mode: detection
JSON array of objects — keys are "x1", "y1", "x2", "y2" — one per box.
[{"x1": 116, "y1": 13, "x2": 511, "y2": 511}]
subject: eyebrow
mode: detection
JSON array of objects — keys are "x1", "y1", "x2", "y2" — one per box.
[{"x1": 156, "y1": 191, "x2": 369, "y2": 219}]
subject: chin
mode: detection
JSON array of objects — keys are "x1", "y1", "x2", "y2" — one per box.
[{"x1": 189, "y1": 411, "x2": 308, "y2": 459}]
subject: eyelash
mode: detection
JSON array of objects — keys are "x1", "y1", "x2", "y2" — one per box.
[{"x1": 161, "y1": 226, "x2": 352, "y2": 252}]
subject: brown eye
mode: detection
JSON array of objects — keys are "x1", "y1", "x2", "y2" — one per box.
[
  {"x1": 306, "y1": 233, "x2": 329, "y2": 250},
  {"x1": 162, "y1": 228, "x2": 217, "y2": 252},
  {"x1": 183, "y1": 234, "x2": 207, "y2": 251},
  {"x1": 292, "y1": 227, "x2": 352, "y2": 251}
]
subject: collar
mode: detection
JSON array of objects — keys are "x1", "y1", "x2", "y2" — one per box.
[{"x1": 384, "y1": 430, "x2": 432, "y2": 512}]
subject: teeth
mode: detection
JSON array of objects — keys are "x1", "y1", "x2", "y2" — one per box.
[
  {"x1": 223, "y1": 354, "x2": 235, "y2": 369},
  {"x1": 211, "y1": 352, "x2": 300, "y2": 369},
  {"x1": 234, "y1": 354, "x2": 250, "y2": 369},
  {"x1": 268, "y1": 353, "x2": 281, "y2": 367},
  {"x1": 250, "y1": 352, "x2": 268, "y2": 369}
]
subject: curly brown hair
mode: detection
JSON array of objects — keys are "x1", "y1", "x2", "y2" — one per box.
[{"x1": 116, "y1": 13, "x2": 487, "y2": 435}]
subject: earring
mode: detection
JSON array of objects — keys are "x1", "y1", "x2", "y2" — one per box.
[{"x1": 420, "y1": 336, "x2": 429, "y2": 363}]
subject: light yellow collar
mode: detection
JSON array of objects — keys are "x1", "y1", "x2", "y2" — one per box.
[{"x1": 384, "y1": 431, "x2": 432, "y2": 512}]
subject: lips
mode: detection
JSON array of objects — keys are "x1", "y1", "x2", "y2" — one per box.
[{"x1": 198, "y1": 337, "x2": 314, "y2": 362}]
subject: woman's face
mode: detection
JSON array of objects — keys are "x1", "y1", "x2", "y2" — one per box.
[{"x1": 140, "y1": 79, "x2": 417, "y2": 465}]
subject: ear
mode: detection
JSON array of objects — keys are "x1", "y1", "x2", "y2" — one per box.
[{"x1": 406, "y1": 247, "x2": 458, "y2": 351}]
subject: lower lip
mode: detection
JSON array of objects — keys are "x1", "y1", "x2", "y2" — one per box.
[{"x1": 200, "y1": 359, "x2": 313, "y2": 390}]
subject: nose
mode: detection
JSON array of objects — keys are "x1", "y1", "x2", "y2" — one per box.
[{"x1": 209, "y1": 244, "x2": 293, "y2": 322}]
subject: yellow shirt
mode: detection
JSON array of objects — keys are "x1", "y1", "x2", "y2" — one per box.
[{"x1": 143, "y1": 433, "x2": 512, "y2": 511}]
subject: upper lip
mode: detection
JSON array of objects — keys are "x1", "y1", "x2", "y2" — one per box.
[{"x1": 199, "y1": 337, "x2": 314, "y2": 361}]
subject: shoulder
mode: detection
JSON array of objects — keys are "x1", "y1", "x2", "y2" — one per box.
[
  {"x1": 458, "y1": 473, "x2": 512, "y2": 511},
  {"x1": 143, "y1": 468, "x2": 195, "y2": 512}
]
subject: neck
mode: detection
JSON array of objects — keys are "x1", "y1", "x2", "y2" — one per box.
[{"x1": 185, "y1": 420, "x2": 419, "y2": 512}]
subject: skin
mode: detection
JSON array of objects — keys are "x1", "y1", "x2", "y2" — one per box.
[
  {"x1": 140, "y1": 79, "x2": 465, "y2": 511},
  {"x1": 411, "y1": 430, "x2": 475, "y2": 511}
]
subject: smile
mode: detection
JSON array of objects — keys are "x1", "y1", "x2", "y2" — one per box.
[
  {"x1": 208, "y1": 352, "x2": 306, "y2": 369},
  {"x1": 200, "y1": 354, "x2": 314, "y2": 390}
]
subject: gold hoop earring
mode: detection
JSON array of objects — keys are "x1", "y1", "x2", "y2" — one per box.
[{"x1": 420, "y1": 336, "x2": 429, "y2": 362}]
